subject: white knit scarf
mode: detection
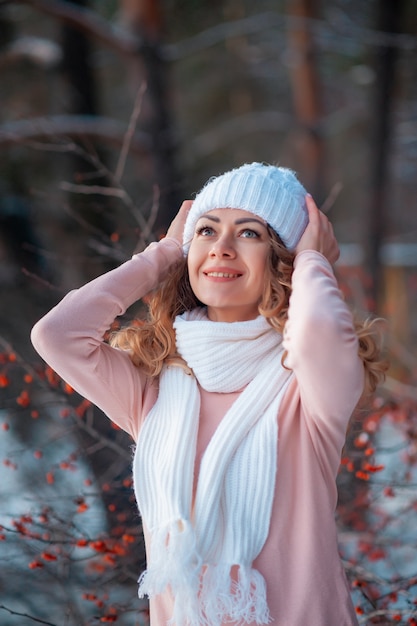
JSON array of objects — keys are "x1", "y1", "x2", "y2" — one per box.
[{"x1": 133, "y1": 309, "x2": 293, "y2": 626}]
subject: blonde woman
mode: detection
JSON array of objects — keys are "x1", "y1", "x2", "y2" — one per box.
[{"x1": 32, "y1": 163, "x2": 386, "y2": 626}]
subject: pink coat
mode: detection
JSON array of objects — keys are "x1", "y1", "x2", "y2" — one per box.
[{"x1": 31, "y1": 238, "x2": 364, "y2": 626}]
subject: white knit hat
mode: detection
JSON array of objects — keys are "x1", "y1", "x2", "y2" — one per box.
[{"x1": 183, "y1": 162, "x2": 309, "y2": 251}]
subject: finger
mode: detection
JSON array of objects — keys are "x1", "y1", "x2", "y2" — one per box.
[
  {"x1": 166, "y1": 200, "x2": 193, "y2": 241},
  {"x1": 318, "y1": 211, "x2": 332, "y2": 235},
  {"x1": 305, "y1": 193, "x2": 320, "y2": 211},
  {"x1": 305, "y1": 194, "x2": 321, "y2": 225},
  {"x1": 179, "y1": 199, "x2": 193, "y2": 213}
]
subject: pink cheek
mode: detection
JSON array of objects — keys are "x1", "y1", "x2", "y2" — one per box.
[{"x1": 187, "y1": 244, "x2": 205, "y2": 276}]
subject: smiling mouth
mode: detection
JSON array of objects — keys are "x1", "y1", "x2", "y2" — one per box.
[{"x1": 205, "y1": 271, "x2": 241, "y2": 278}]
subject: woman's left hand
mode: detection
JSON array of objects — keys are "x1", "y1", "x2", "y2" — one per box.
[
  {"x1": 166, "y1": 200, "x2": 193, "y2": 246},
  {"x1": 295, "y1": 195, "x2": 340, "y2": 264}
]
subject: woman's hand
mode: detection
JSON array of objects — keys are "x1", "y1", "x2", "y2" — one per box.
[
  {"x1": 295, "y1": 195, "x2": 340, "y2": 264},
  {"x1": 166, "y1": 200, "x2": 193, "y2": 246}
]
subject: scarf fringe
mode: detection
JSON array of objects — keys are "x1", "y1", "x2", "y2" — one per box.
[
  {"x1": 230, "y1": 566, "x2": 272, "y2": 624},
  {"x1": 198, "y1": 563, "x2": 271, "y2": 626},
  {"x1": 169, "y1": 563, "x2": 272, "y2": 626},
  {"x1": 138, "y1": 519, "x2": 202, "y2": 599},
  {"x1": 141, "y1": 543, "x2": 272, "y2": 626}
]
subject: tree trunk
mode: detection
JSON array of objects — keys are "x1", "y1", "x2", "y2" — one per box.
[
  {"x1": 286, "y1": 0, "x2": 325, "y2": 198},
  {"x1": 368, "y1": 0, "x2": 404, "y2": 312},
  {"x1": 61, "y1": 0, "x2": 97, "y2": 115},
  {"x1": 120, "y1": 0, "x2": 181, "y2": 238}
]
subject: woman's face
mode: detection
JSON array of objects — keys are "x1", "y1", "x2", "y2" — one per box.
[{"x1": 187, "y1": 208, "x2": 271, "y2": 322}]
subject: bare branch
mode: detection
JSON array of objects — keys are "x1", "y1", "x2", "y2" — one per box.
[
  {"x1": 21, "y1": 267, "x2": 65, "y2": 293},
  {"x1": 0, "y1": 605, "x2": 58, "y2": 626},
  {"x1": 115, "y1": 82, "x2": 147, "y2": 183},
  {"x1": 7, "y1": 0, "x2": 140, "y2": 57},
  {"x1": 59, "y1": 180, "x2": 150, "y2": 235},
  {"x1": 382, "y1": 375, "x2": 417, "y2": 402},
  {"x1": 69, "y1": 405, "x2": 132, "y2": 461},
  {"x1": 3, "y1": 1, "x2": 416, "y2": 67},
  {"x1": 0, "y1": 335, "x2": 132, "y2": 461},
  {"x1": 358, "y1": 609, "x2": 415, "y2": 624},
  {"x1": 59, "y1": 181, "x2": 126, "y2": 199},
  {"x1": 342, "y1": 559, "x2": 391, "y2": 586},
  {"x1": 0, "y1": 108, "x2": 158, "y2": 243},
  {"x1": 320, "y1": 181, "x2": 343, "y2": 215},
  {"x1": 0, "y1": 115, "x2": 150, "y2": 155},
  {"x1": 192, "y1": 111, "x2": 293, "y2": 158},
  {"x1": 87, "y1": 240, "x2": 129, "y2": 263},
  {"x1": 26, "y1": 128, "x2": 157, "y2": 245},
  {"x1": 164, "y1": 11, "x2": 282, "y2": 60},
  {"x1": 1, "y1": 118, "x2": 158, "y2": 242},
  {"x1": 0, "y1": 115, "x2": 151, "y2": 154},
  {"x1": 131, "y1": 185, "x2": 161, "y2": 254}
]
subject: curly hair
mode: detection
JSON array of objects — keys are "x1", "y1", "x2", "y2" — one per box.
[{"x1": 110, "y1": 231, "x2": 388, "y2": 397}]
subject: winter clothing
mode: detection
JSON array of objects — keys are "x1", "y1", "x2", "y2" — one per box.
[
  {"x1": 135, "y1": 310, "x2": 292, "y2": 625},
  {"x1": 31, "y1": 237, "x2": 363, "y2": 626},
  {"x1": 183, "y1": 162, "x2": 309, "y2": 251}
]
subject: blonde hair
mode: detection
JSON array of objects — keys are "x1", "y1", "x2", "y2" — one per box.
[{"x1": 111, "y1": 231, "x2": 388, "y2": 397}]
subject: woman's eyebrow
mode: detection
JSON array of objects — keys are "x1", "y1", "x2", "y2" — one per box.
[
  {"x1": 234, "y1": 217, "x2": 266, "y2": 227},
  {"x1": 198, "y1": 214, "x2": 220, "y2": 222},
  {"x1": 197, "y1": 214, "x2": 266, "y2": 227}
]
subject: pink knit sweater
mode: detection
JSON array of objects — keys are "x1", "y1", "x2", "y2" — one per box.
[{"x1": 31, "y1": 237, "x2": 363, "y2": 626}]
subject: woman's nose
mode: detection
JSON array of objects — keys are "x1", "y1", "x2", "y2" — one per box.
[{"x1": 209, "y1": 234, "x2": 236, "y2": 258}]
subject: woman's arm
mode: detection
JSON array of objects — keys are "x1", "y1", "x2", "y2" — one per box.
[
  {"x1": 31, "y1": 237, "x2": 183, "y2": 438},
  {"x1": 283, "y1": 198, "x2": 364, "y2": 445}
]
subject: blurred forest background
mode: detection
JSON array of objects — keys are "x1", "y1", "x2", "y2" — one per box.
[{"x1": 1, "y1": 0, "x2": 417, "y2": 624}]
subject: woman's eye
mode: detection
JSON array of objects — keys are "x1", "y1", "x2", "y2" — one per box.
[
  {"x1": 240, "y1": 229, "x2": 259, "y2": 239},
  {"x1": 196, "y1": 225, "x2": 215, "y2": 236}
]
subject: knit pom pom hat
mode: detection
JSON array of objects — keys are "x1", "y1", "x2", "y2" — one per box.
[{"x1": 183, "y1": 162, "x2": 309, "y2": 251}]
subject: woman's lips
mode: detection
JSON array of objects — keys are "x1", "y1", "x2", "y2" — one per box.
[{"x1": 204, "y1": 271, "x2": 241, "y2": 278}]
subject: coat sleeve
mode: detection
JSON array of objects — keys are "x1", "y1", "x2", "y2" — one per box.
[
  {"x1": 31, "y1": 238, "x2": 183, "y2": 439},
  {"x1": 283, "y1": 250, "x2": 365, "y2": 453}
]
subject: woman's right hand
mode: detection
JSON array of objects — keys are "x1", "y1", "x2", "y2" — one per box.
[{"x1": 166, "y1": 200, "x2": 193, "y2": 246}]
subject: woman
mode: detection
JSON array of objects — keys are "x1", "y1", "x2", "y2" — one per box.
[{"x1": 31, "y1": 162, "x2": 386, "y2": 626}]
